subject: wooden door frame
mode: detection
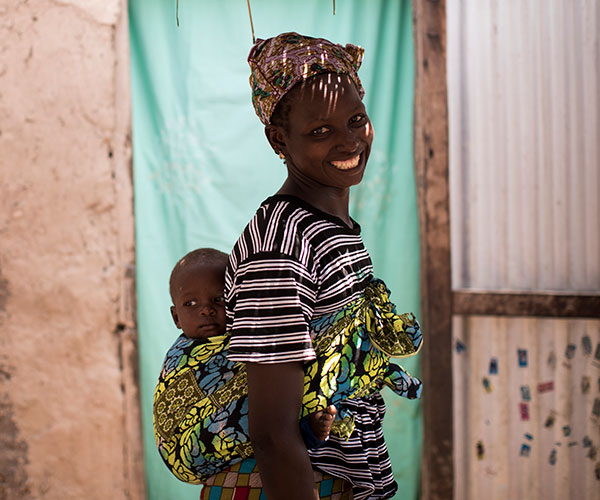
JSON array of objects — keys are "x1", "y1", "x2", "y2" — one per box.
[
  {"x1": 412, "y1": 2, "x2": 600, "y2": 499},
  {"x1": 412, "y1": 2, "x2": 453, "y2": 499}
]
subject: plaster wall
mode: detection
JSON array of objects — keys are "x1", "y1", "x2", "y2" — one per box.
[{"x1": 0, "y1": 1, "x2": 144, "y2": 499}]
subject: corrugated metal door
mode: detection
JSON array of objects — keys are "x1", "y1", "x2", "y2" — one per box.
[{"x1": 446, "y1": 1, "x2": 600, "y2": 499}]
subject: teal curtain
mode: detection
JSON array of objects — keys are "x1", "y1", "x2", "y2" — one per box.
[{"x1": 129, "y1": 1, "x2": 420, "y2": 499}]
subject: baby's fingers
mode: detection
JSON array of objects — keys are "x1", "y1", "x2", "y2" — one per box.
[
  {"x1": 319, "y1": 405, "x2": 336, "y2": 422},
  {"x1": 326, "y1": 405, "x2": 337, "y2": 418}
]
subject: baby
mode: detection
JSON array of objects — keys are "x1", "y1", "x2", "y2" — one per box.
[{"x1": 154, "y1": 248, "x2": 335, "y2": 483}]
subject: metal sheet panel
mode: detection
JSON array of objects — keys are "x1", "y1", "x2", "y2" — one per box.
[
  {"x1": 447, "y1": 0, "x2": 600, "y2": 292},
  {"x1": 447, "y1": 1, "x2": 600, "y2": 498}
]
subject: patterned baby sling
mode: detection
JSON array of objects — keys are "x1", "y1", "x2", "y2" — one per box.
[{"x1": 153, "y1": 279, "x2": 423, "y2": 484}]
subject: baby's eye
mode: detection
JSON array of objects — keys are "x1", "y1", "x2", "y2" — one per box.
[
  {"x1": 214, "y1": 296, "x2": 225, "y2": 304},
  {"x1": 183, "y1": 300, "x2": 197, "y2": 307},
  {"x1": 311, "y1": 126, "x2": 330, "y2": 136}
]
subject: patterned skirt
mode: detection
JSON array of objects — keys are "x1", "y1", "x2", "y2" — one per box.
[{"x1": 199, "y1": 459, "x2": 353, "y2": 500}]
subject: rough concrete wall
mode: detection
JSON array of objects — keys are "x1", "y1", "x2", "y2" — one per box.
[{"x1": 0, "y1": 1, "x2": 144, "y2": 499}]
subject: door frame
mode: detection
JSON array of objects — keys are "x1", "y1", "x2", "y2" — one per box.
[{"x1": 411, "y1": 2, "x2": 600, "y2": 498}]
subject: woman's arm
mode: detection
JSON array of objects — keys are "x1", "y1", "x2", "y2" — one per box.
[{"x1": 246, "y1": 361, "x2": 318, "y2": 500}]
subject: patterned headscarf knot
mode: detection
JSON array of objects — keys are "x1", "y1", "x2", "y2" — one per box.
[{"x1": 248, "y1": 32, "x2": 365, "y2": 125}]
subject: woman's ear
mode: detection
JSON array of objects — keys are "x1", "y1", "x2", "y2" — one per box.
[{"x1": 265, "y1": 124, "x2": 287, "y2": 157}]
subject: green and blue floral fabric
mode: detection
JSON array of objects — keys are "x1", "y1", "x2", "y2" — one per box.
[{"x1": 153, "y1": 279, "x2": 422, "y2": 484}]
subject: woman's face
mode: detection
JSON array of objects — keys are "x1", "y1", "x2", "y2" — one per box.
[{"x1": 274, "y1": 73, "x2": 374, "y2": 191}]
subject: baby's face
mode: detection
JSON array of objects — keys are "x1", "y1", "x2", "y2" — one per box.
[{"x1": 170, "y1": 263, "x2": 226, "y2": 339}]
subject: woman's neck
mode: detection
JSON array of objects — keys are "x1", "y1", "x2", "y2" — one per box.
[{"x1": 277, "y1": 178, "x2": 352, "y2": 226}]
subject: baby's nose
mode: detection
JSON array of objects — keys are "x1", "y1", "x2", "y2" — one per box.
[{"x1": 199, "y1": 304, "x2": 215, "y2": 315}]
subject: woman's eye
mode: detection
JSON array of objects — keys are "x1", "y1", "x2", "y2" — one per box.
[
  {"x1": 311, "y1": 126, "x2": 330, "y2": 136},
  {"x1": 350, "y1": 114, "x2": 366, "y2": 126},
  {"x1": 183, "y1": 300, "x2": 197, "y2": 307}
]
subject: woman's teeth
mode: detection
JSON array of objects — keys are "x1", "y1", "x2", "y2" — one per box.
[{"x1": 331, "y1": 155, "x2": 360, "y2": 170}]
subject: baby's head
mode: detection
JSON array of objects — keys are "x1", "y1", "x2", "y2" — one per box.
[
  {"x1": 248, "y1": 33, "x2": 373, "y2": 188},
  {"x1": 169, "y1": 248, "x2": 228, "y2": 339}
]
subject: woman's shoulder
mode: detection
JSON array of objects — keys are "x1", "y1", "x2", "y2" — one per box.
[
  {"x1": 229, "y1": 197, "x2": 316, "y2": 269},
  {"x1": 258, "y1": 194, "x2": 322, "y2": 225},
  {"x1": 253, "y1": 195, "x2": 362, "y2": 248},
  {"x1": 227, "y1": 195, "x2": 368, "y2": 279},
  {"x1": 260, "y1": 195, "x2": 361, "y2": 233}
]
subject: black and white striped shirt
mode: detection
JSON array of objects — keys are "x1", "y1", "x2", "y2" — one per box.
[
  {"x1": 225, "y1": 195, "x2": 397, "y2": 499},
  {"x1": 226, "y1": 194, "x2": 373, "y2": 363}
]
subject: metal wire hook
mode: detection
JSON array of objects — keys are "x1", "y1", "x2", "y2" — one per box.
[{"x1": 247, "y1": 0, "x2": 256, "y2": 44}]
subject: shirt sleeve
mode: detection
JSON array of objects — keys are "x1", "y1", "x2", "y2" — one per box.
[{"x1": 227, "y1": 253, "x2": 317, "y2": 364}]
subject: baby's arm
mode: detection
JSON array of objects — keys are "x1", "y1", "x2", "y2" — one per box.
[{"x1": 299, "y1": 405, "x2": 336, "y2": 448}]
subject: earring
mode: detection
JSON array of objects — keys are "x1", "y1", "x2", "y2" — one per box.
[{"x1": 279, "y1": 152, "x2": 285, "y2": 160}]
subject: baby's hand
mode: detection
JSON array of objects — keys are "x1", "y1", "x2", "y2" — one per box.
[{"x1": 307, "y1": 405, "x2": 337, "y2": 441}]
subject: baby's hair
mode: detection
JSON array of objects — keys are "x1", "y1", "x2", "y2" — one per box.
[{"x1": 169, "y1": 248, "x2": 228, "y2": 301}]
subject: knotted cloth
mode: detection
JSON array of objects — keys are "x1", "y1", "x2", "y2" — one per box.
[{"x1": 248, "y1": 32, "x2": 365, "y2": 125}]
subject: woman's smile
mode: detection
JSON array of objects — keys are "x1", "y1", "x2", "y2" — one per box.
[{"x1": 330, "y1": 153, "x2": 362, "y2": 170}]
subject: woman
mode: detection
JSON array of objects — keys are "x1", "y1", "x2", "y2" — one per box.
[{"x1": 216, "y1": 32, "x2": 416, "y2": 500}]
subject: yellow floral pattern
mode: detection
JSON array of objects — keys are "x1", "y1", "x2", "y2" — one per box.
[{"x1": 153, "y1": 279, "x2": 423, "y2": 483}]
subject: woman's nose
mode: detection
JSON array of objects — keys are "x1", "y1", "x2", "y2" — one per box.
[{"x1": 338, "y1": 129, "x2": 359, "y2": 152}]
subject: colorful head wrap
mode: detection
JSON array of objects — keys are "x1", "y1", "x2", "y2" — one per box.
[{"x1": 248, "y1": 32, "x2": 365, "y2": 125}]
